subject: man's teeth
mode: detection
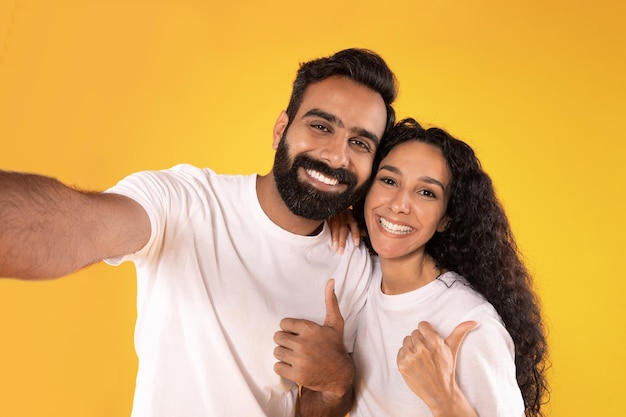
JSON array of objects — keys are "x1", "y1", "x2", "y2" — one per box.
[
  {"x1": 379, "y1": 217, "x2": 414, "y2": 235},
  {"x1": 307, "y1": 169, "x2": 339, "y2": 186}
]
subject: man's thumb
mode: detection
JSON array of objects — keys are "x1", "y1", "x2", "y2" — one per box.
[
  {"x1": 324, "y1": 278, "x2": 344, "y2": 331},
  {"x1": 446, "y1": 320, "x2": 479, "y2": 357}
]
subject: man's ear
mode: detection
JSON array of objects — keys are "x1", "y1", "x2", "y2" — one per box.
[
  {"x1": 272, "y1": 111, "x2": 289, "y2": 150},
  {"x1": 436, "y1": 215, "x2": 450, "y2": 233}
]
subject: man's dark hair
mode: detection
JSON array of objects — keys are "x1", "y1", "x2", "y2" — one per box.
[{"x1": 285, "y1": 48, "x2": 398, "y2": 135}]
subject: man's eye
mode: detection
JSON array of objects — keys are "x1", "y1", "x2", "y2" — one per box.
[
  {"x1": 349, "y1": 138, "x2": 372, "y2": 152},
  {"x1": 312, "y1": 124, "x2": 330, "y2": 132}
]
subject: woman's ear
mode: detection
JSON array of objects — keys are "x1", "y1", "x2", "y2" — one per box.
[
  {"x1": 436, "y1": 215, "x2": 450, "y2": 233},
  {"x1": 272, "y1": 111, "x2": 289, "y2": 150}
]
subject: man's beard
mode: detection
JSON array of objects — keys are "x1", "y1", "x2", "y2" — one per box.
[{"x1": 273, "y1": 134, "x2": 370, "y2": 220}]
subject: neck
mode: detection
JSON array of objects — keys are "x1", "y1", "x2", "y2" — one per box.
[
  {"x1": 379, "y1": 253, "x2": 441, "y2": 295},
  {"x1": 256, "y1": 172, "x2": 325, "y2": 236}
]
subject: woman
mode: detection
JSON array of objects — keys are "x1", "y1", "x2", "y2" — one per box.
[{"x1": 348, "y1": 118, "x2": 549, "y2": 416}]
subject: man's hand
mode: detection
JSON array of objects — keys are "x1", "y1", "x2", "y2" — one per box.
[
  {"x1": 397, "y1": 321, "x2": 479, "y2": 417},
  {"x1": 273, "y1": 279, "x2": 354, "y2": 415}
]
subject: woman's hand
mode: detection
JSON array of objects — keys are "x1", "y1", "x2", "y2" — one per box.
[
  {"x1": 397, "y1": 321, "x2": 479, "y2": 417},
  {"x1": 327, "y1": 209, "x2": 362, "y2": 254}
]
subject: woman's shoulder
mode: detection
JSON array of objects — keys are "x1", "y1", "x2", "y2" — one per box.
[{"x1": 435, "y1": 271, "x2": 503, "y2": 324}]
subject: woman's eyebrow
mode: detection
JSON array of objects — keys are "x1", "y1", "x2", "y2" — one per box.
[{"x1": 378, "y1": 165, "x2": 445, "y2": 191}]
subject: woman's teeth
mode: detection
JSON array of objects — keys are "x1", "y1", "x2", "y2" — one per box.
[{"x1": 379, "y1": 217, "x2": 414, "y2": 235}]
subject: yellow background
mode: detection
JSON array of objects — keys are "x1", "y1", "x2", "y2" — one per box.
[{"x1": 1, "y1": 1, "x2": 624, "y2": 416}]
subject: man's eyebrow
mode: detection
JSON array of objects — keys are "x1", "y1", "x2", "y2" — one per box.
[
  {"x1": 352, "y1": 127, "x2": 380, "y2": 148},
  {"x1": 303, "y1": 109, "x2": 380, "y2": 147},
  {"x1": 303, "y1": 109, "x2": 344, "y2": 127}
]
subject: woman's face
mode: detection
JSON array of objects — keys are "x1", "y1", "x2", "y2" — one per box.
[{"x1": 364, "y1": 140, "x2": 451, "y2": 261}]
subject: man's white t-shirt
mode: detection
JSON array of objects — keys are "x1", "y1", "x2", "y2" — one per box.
[{"x1": 106, "y1": 164, "x2": 371, "y2": 417}]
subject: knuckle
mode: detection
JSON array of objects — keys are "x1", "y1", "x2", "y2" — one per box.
[
  {"x1": 273, "y1": 346, "x2": 282, "y2": 359},
  {"x1": 414, "y1": 341, "x2": 427, "y2": 353},
  {"x1": 273, "y1": 362, "x2": 284, "y2": 376}
]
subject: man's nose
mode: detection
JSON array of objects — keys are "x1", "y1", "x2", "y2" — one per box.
[{"x1": 320, "y1": 137, "x2": 349, "y2": 168}]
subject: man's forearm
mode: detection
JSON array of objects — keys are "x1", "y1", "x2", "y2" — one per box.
[{"x1": 298, "y1": 385, "x2": 355, "y2": 417}]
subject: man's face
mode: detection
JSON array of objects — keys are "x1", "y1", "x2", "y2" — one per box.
[{"x1": 272, "y1": 76, "x2": 387, "y2": 220}]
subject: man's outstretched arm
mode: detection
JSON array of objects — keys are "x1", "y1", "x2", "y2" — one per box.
[{"x1": 0, "y1": 170, "x2": 150, "y2": 279}]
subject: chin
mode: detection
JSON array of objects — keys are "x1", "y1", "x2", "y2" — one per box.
[{"x1": 371, "y1": 244, "x2": 400, "y2": 259}]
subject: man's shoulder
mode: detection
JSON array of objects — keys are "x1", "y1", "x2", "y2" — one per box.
[
  {"x1": 107, "y1": 164, "x2": 256, "y2": 210},
  {"x1": 140, "y1": 164, "x2": 254, "y2": 189}
]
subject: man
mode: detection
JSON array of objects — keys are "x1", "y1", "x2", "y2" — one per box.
[{"x1": 0, "y1": 48, "x2": 397, "y2": 416}]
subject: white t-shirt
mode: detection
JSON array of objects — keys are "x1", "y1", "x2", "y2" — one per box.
[
  {"x1": 351, "y1": 263, "x2": 524, "y2": 417},
  {"x1": 106, "y1": 164, "x2": 371, "y2": 417}
]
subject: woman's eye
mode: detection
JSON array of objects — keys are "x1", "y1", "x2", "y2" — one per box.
[
  {"x1": 419, "y1": 189, "x2": 436, "y2": 198},
  {"x1": 379, "y1": 177, "x2": 396, "y2": 186}
]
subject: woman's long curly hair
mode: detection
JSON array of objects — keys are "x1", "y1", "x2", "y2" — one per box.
[{"x1": 355, "y1": 118, "x2": 550, "y2": 416}]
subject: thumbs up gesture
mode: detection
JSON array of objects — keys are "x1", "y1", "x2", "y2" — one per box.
[
  {"x1": 273, "y1": 279, "x2": 353, "y2": 397},
  {"x1": 397, "y1": 321, "x2": 479, "y2": 416}
]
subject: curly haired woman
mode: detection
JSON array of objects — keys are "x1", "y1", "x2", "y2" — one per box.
[{"x1": 348, "y1": 118, "x2": 549, "y2": 417}]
